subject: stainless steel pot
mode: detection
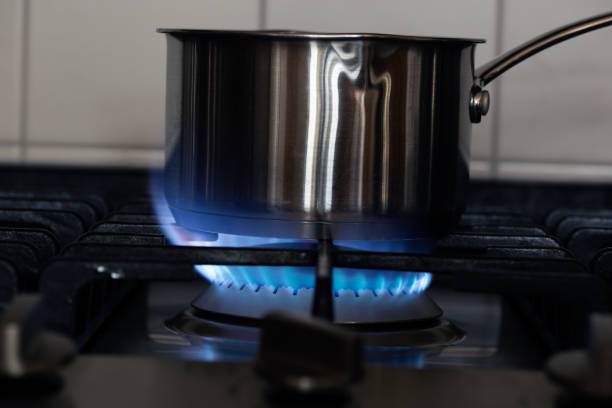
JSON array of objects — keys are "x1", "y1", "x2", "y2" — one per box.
[{"x1": 159, "y1": 12, "x2": 612, "y2": 240}]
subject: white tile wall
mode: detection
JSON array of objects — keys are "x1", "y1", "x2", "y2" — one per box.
[
  {"x1": 496, "y1": 0, "x2": 612, "y2": 180},
  {"x1": 25, "y1": 0, "x2": 258, "y2": 152},
  {"x1": 0, "y1": 145, "x2": 20, "y2": 163},
  {"x1": 25, "y1": 145, "x2": 164, "y2": 167},
  {"x1": 2, "y1": 0, "x2": 612, "y2": 181},
  {"x1": 0, "y1": 0, "x2": 24, "y2": 161}
]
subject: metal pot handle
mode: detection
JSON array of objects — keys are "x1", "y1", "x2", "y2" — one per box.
[
  {"x1": 470, "y1": 11, "x2": 612, "y2": 122},
  {"x1": 476, "y1": 11, "x2": 612, "y2": 86}
]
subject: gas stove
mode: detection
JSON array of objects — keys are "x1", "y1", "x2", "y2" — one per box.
[{"x1": 0, "y1": 165, "x2": 611, "y2": 407}]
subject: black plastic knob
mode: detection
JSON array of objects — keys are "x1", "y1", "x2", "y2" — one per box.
[{"x1": 255, "y1": 312, "x2": 363, "y2": 395}]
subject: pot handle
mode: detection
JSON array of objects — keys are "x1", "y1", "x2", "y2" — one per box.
[
  {"x1": 470, "y1": 11, "x2": 612, "y2": 123},
  {"x1": 476, "y1": 11, "x2": 612, "y2": 86}
]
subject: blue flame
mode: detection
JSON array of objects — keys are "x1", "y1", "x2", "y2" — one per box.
[{"x1": 151, "y1": 175, "x2": 433, "y2": 295}]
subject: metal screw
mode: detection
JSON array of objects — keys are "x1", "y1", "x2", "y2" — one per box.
[
  {"x1": 95, "y1": 265, "x2": 124, "y2": 279},
  {"x1": 469, "y1": 88, "x2": 491, "y2": 123},
  {"x1": 110, "y1": 270, "x2": 125, "y2": 280}
]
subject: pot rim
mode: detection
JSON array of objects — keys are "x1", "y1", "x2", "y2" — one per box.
[{"x1": 157, "y1": 28, "x2": 485, "y2": 44}]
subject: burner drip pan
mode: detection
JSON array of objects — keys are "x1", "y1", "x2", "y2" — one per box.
[{"x1": 166, "y1": 308, "x2": 465, "y2": 351}]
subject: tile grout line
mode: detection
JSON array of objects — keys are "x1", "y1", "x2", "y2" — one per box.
[
  {"x1": 0, "y1": 142, "x2": 164, "y2": 150},
  {"x1": 499, "y1": 160, "x2": 612, "y2": 168},
  {"x1": 2, "y1": 141, "x2": 610, "y2": 173},
  {"x1": 17, "y1": 0, "x2": 30, "y2": 163},
  {"x1": 258, "y1": 0, "x2": 267, "y2": 30},
  {"x1": 489, "y1": 0, "x2": 505, "y2": 179},
  {"x1": 11, "y1": 141, "x2": 166, "y2": 150}
]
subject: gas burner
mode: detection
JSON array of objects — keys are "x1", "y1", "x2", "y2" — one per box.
[
  {"x1": 191, "y1": 283, "x2": 442, "y2": 325},
  {"x1": 152, "y1": 185, "x2": 463, "y2": 350},
  {"x1": 165, "y1": 306, "x2": 465, "y2": 352},
  {"x1": 151, "y1": 184, "x2": 434, "y2": 297}
]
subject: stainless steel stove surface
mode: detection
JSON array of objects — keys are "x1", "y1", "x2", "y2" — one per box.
[
  {"x1": 86, "y1": 281, "x2": 545, "y2": 369},
  {"x1": 0, "y1": 165, "x2": 611, "y2": 407}
]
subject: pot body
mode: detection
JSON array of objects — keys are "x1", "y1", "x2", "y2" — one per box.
[{"x1": 162, "y1": 32, "x2": 477, "y2": 240}]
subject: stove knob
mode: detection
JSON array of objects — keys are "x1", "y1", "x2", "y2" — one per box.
[
  {"x1": 255, "y1": 312, "x2": 363, "y2": 396},
  {"x1": 547, "y1": 313, "x2": 612, "y2": 402},
  {"x1": 0, "y1": 295, "x2": 76, "y2": 394}
]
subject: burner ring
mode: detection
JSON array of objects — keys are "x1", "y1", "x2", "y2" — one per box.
[{"x1": 191, "y1": 283, "x2": 443, "y2": 325}]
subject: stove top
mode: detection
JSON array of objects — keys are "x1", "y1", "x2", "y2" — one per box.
[{"x1": 0, "y1": 165, "x2": 610, "y2": 406}]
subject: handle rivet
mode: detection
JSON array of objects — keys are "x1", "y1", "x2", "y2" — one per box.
[{"x1": 470, "y1": 88, "x2": 491, "y2": 123}]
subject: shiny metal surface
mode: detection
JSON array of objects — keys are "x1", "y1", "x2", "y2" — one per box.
[
  {"x1": 166, "y1": 307, "x2": 464, "y2": 350},
  {"x1": 469, "y1": 88, "x2": 490, "y2": 123},
  {"x1": 157, "y1": 28, "x2": 485, "y2": 44},
  {"x1": 0, "y1": 355, "x2": 560, "y2": 408},
  {"x1": 476, "y1": 11, "x2": 612, "y2": 85},
  {"x1": 161, "y1": 13, "x2": 612, "y2": 240},
  {"x1": 163, "y1": 34, "x2": 475, "y2": 239},
  {"x1": 83, "y1": 282, "x2": 544, "y2": 369}
]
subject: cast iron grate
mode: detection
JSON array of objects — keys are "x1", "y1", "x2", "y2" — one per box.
[{"x1": 0, "y1": 167, "x2": 611, "y2": 350}]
